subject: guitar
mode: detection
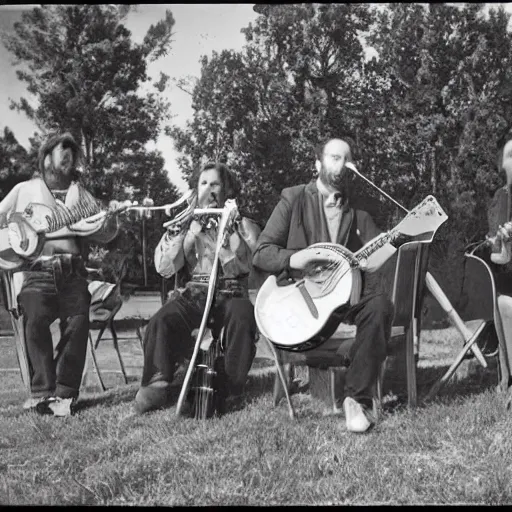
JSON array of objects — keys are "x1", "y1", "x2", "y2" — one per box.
[
  {"x1": 254, "y1": 195, "x2": 448, "y2": 352},
  {"x1": 0, "y1": 200, "x2": 124, "y2": 271}
]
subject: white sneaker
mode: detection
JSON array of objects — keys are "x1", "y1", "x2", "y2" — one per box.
[
  {"x1": 36, "y1": 397, "x2": 75, "y2": 417},
  {"x1": 343, "y1": 397, "x2": 372, "y2": 433},
  {"x1": 48, "y1": 398, "x2": 75, "y2": 417},
  {"x1": 22, "y1": 396, "x2": 55, "y2": 410}
]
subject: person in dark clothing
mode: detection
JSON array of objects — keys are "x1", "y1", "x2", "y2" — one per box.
[
  {"x1": 252, "y1": 138, "x2": 398, "y2": 433},
  {"x1": 134, "y1": 162, "x2": 261, "y2": 415},
  {"x1": 484, "y1": 132, "x2": 512, "y2": 406}
]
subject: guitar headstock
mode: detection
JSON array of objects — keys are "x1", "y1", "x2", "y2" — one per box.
[{"x1": 394, "y1": 196, "x2": 448, "y2": 241}]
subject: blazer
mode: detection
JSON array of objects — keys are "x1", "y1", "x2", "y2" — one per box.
[{"x1": 252, "y1": 181, "x2": 393, "y2": 295}]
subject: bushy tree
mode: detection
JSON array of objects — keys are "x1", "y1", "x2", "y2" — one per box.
[
  {"x1": 0, "y1": 127, "x2": 32, "y2": 199},
  {"x1": 2, "y1": 4, "x2": 180, "y2": 286}
]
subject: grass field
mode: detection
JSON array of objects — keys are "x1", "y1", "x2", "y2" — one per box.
[{"x1": 0, "y1": 325, "x2": 511, "y2": 505}]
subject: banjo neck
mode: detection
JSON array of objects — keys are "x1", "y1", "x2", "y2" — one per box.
[{"x1": 29, "y1": 199, "x2": 102, "y2": 235}]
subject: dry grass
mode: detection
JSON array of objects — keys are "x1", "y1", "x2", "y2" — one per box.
[{"x1": 0, "y1": 326, "x2": 511, "y2": 505}]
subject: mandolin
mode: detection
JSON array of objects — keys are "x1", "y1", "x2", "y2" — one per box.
[{"x1": 254, "y1": 195, "x2": 448, "y2": 352}]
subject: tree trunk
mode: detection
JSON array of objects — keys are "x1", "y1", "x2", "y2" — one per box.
[{"x1": 430, "y1": 146, "x2": 436, "y2": 194}]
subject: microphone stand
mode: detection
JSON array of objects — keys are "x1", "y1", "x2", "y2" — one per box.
[{"x1": 345, "y1": 163, "x2": 487, "y2": 368}]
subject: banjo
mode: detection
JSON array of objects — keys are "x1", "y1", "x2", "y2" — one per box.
[
  {"x1": 254, "y1": 195, "x2": 448, "y2": 352},
  {"x1": 0, "y1": 198, "x2": 146, "y2": 271}
]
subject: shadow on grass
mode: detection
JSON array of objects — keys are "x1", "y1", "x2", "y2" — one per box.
[
  {"x1": 75, "y1": 364, "x2": 278, "y2": 416},
  {"x1": 380, "y1": 356, "x2": 500, "y2": 413}
]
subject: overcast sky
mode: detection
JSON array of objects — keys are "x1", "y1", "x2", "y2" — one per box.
[{"x1": 0, "y1": 4, "x2": 258, "y2": 191}]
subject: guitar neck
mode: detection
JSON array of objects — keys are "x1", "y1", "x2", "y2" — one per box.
[{"x1": 354, "y1": 229, "x2": 402, "y2": 263}]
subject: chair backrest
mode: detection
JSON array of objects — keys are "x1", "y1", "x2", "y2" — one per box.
[
  {"x1": 459, "y1": 251, "x2": 496, "y2": 323},
  {"x1": 89, "y1": 256, "x2": 129, "y2": 322},
  {"x1": 391, "y1": 241, "x2": 430, "y2": 330}
]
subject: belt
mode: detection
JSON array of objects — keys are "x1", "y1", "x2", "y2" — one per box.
[
  {"x1": 191, "y1": 274, "x2": 247, "y2": 287},
  {"x1": 24, "y1": 254, "x2": 84, "y2": 274}
]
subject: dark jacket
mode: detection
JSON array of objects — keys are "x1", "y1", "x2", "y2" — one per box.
[
  {"x1": 252, "y1": 181, "x2": 392, "y2": 295},
  {"x1": 487, "y1": 185, "x2": 512, "y2": 295}
]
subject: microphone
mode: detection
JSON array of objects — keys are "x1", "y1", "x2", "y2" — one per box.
[{"x1": 344, "y1": 162, "x2": 408, "y2": 213}]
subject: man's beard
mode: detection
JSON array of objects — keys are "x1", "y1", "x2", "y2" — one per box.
[{"x1": 319, "y1": 165, "x2": 345, "y2": 191}]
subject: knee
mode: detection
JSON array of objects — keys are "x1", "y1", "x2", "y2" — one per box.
[
  {"x1": 365, "y1": 294, "x2": 394, "y2": 321},
  {"x1": 224, "y1": 299, "x2": 255, "y2": 325},
  {"x1": 149, "y1": 303, "x2": 175, "y2": 328},
  {"x1": 22, "y1": 309, "x2": 51, "y2": 328},
  {"x1": 225, "y1": 298, "x2": 253, "y2": 315}
]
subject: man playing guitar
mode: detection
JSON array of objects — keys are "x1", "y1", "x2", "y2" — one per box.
[
  {"x1": 252, "y1": 138, "x2": 400, "y2": 433},
  {"x1": 0, "y1": 132, "x2": 120, "y2": 416}
]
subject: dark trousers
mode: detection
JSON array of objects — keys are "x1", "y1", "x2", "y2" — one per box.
[
  {"x1": 17, "y1": 261, "x2": 91, "y2": 399},
  {"x1": 141, "y1": 286, "x2": 258, "y2": 394},
  {"x1": 338, "y1": 293, "x2": 394, "y2": 406}
]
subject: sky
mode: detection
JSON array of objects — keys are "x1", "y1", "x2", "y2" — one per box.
[{"x1": 0, "y1": 4, "x2": 258, "y2": 191}]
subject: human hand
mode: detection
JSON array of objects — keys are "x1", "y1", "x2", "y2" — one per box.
[
  {"x1": 108, "y1": 199, "x2": 122, "y2": 212},
  {"x1": 189, "y1": 219, "x2": 203, "y2": 236},
  {"x1": 496, "y1": 222, "x2": 512, "y2": 242}
]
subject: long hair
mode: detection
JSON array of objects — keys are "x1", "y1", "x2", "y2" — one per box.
[
  {"x1": 188, "y1": 161, "x2": 240, "y2": 204},
  {"x1": 37, "y1": 132, "x2": 83, "y2": 181}
]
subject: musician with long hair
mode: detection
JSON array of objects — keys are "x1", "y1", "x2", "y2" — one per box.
[
  {"x1": 486, "y1": 132, "x2": 512, "y2": 406},
  {"x1": 134, "y1": 162, "x2": 261, "y2": 415},
  {"x1": 0, "y1": 132, "x2": 120, "y2": 416},
  {"x1": 253, "y1": 138, "x2": 399, "y2": 433}
]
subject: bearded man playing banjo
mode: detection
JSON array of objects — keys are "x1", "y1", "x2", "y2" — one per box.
[
  {"x1": 0, "y1": 132, "x2": 121, "y2": 417},
  {"x1": 252, "y1": 138, "x2": 402, "y2": 433}
]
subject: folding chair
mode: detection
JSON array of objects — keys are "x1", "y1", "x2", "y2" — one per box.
[
  {"x1": 84, "y1": 256, "x2": 144, "y2": 389},
  {"x1": 254, "y1": 241, "x2": 431, "y2": 419},
  {"x1": 425, "y1": 244, "x2": 505, "y2": 400}
]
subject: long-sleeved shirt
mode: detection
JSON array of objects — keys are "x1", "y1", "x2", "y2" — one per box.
[{"x1": 154, "y1": 215, "x2": 261, "y2": 281}]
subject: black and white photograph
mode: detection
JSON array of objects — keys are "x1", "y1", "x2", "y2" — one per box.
[{"x1": 0, "y1": 3, "x2": 511, "y2": 506}]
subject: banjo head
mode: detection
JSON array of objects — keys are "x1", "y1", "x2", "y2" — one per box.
[{"x1": 7, "y1": 215, "x2": 44, "y2": 259}]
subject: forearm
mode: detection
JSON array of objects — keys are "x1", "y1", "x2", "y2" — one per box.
[
  {"x1": 251, "y1": 196, "x2": 295, "y2": 274},
  {"x1": 252, "y1": 241, "x2": 297, "y2": 273},
  {"x1": 154, "y1": 229, "x2": 197, "y2": 278}
]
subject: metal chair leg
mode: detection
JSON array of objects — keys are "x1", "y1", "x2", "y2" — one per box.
[
  {"x1": 265, "y1": 336, "x2": 296, "y2": 419},
  {"x1": 425, "y1": 319, "x2": 487, "y2": 401},
  {"x1": 84, "y1": 332, "x2": 106, "y2": 391},
  {"x1": 110, "y1": 320, "x2": 128, "y2": 384},
  {"x1": 406, "y1": 320, "x2": 418, "y2": 408}
]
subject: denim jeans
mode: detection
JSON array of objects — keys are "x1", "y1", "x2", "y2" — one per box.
[
  {"x1": 17, "y1": 255, "x2": 91, "y2": 399},
  {"x1": 141, "y1": 282, "x2": 258, "y2": 394}
]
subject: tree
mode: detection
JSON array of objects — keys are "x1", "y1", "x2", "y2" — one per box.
[
  {"x1": 367, "y1": 3, "x2": 512, "y2": 307},
  {"x1": 171, "y1": 3, "x2": 375, "y2": 222},
  {"x1": 2, "y1": 4, "x2": 180, "y2": 286},
  {"x1": 0, "y1": 127, "x2": 32, "y2": 199}
]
